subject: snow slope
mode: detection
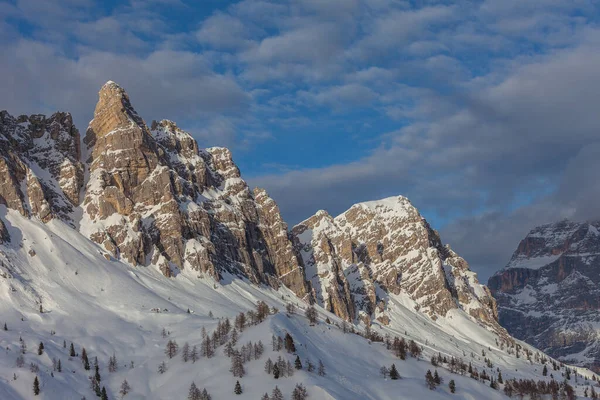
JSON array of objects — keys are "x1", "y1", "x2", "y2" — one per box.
[{"x1": 0, "y1": 208, "x2": 597, "y2": 399}]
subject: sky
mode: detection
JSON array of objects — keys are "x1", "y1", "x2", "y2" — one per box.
[{"x1": 1, "y1": 0, "x2": 600, "y2": 281}]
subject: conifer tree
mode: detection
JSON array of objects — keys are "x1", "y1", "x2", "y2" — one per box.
[
  {"x1": 81, "y1": 348, "x2": 90, "y2": 370},
  {"x1": 273, "y1": 362, "x2": 280, "y2": 379},
  {"x1": 20, "y1": 338, "x2": 27, "y2": 354},
  {"x1": 284, "y1": 333, "x2": 295, "y2": 353},
  {"x1": 295, "y1": 355, "x2": 302, "y2": 370},
  {"x1": 271, "y1": 386, "x2": 284, "y2": 400},
  {"x1": 306, "y1": 358, "x2": 314, "y2": 372},
  {"x1": 318, "y1": 359, "x2": 326, "y2": 377},
  {"x1": 201, "y1": 388, "x2": 211, "y2": 400},
  {"x1": 292, "y1": 383, "x2": 308, "y2": 400},
  {"x1": 188, "y1": 382, "x2": 201, "y2": 400},
  {"x1": 119, "y1": 379, "x2": 131, "y2": 397},
  {"x1": 182, "y1": 342, "x2": 190, "y2": 362},
  {"x1": 497, "y1": 371, "x2": 503, "y2": 384},
  {"x1": 191, "y1": 345, "x2": 198, "y2": 363},
  {"x1": 261, "y1": 393, "x2": 270, "y2": 400},
  {"x1": 234, "y1": 380, "x2": 242, "y2": 395},
  {"x1": 33, "y1": 376, "x2": 40, "y2": 396},
  {"x1": 389, "y1": 363, "x2": 400, "y2": 380},
  {"x1": 3, "y1": 322, "x2": 6, "y2": 331},
  {"x1": 63, "y1": 340, "x2": 66, "y2": 348},
  {"x1": 70, "y1": 342, "x2": 76, "y2": 357},
  {"x1": 449, "y1": 379, "x2": 456, "y2": 393},
  {"x1": 305, "y1": 306, "x2": 318, "y2": 324},
  {"x1": 380, "y1": 366, "x2": 389, "y2": 378},
  {"x1": 543, "y1": 365, "x2": 548, "y2": 376},
  {"x1": 230, "y1": 350, "x2": 245, "y2": 378},
  {"x1": 157, "y1": 361, "x2": 167, "y2": 374},
  {"x1": 94, "y1": 364, "x2": 101, "y2": 383},
  {"x1": 108, "y1": 353, "x2": 118, "y2": 373},
  {"x1": 165, "y1": 339, "x2": 179, "y2": 359},
  {"x1": 38, "y1": 342, "x2": 44, "y2": 355},
  {"x1": 57, "y1": 359, "x2": 62, "y2": 372},
  {"x1": 425, "y1": 370, "x2": 436, "y2": 390},
  {"x1": 265, "y1": 358, "x2": 273, "y2": 374},
  {"x1": 434, "y1": 370, "x2": 441, "y2": 385},
  {"x1": 101, "y1": 386, "x2": 108, "y2": 400}
]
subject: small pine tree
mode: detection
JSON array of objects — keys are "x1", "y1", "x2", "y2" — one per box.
[
  {"x1": 33, "y1": 376, "x2": 40, "y2": 396},
  {"x1": 318, "y1": 359, "x2": 326, "y2": 377},
  {"x1": 271, "y1": 386, "x2": 284, "y2": 400},
  {"x1": 81, "y1": 348, "x2": 90, "y2": 370},
  {"x1": 273, "y1": 363, "x2": 280, "y2": 379},
  {"x1": 425, "y1": 370, "x2": 436, "y2": 390},
  {"x1": 101, "y1": 386, "x2": 108, "y2": 400},
  {"x1": 182, "y1": 342, "x2": 190, "y2": 362},
  {"x1": 433, "y1": 370, "x2": 441, "y2": 385},
  {"x1": 57, "y1": 359, "x2": 62, "y2": 372},
  {"x1": 262, "y1": 393, "x2": 270, "y2": 400},
  {"x1": 389, "y1": 363, "x2": 400, "y2": 380},
  {"x1": 543, "y1": 365, "x2": 548, "y2": 376},
  {"x1": 234, "y1": 380, "x2": 242, "y2": 395},
  {"x1": 38, "y1": 342, "x2": 44, "y2": 355},
  {"x1": 94, "y1": 364, "x2": 101, "y2": 383},
  {"x1": 305, "y1": 306, "x2": 318, "y2": 324},
  {"x1": 188, "y1": 382, "x2": 201, "y2": 400},
  {"x1": 191, "y1": 345, "x2": 198, "y2": 363},
  {"x1": 70, "y1": 342, "x2": 76, "y2": 357},
  {"x1": 380, "y1": 366, "x2": 389, "y2": 378},
  {"x1": 295, "y1": 355, "x2": 302, "y2": 370},
  {"x1": 497, "y1": 371, "x2": 503, "y2": 384},
  {"x1": 449, "y1": 379, "x2": 456, "y2": 393},
  {"x1": 292, "y1": 383, "x2": 308, "y2": 400},
  {"x1": 3, "y1": 322, "x2": 6, "y2": 331},
  {"x1": 157, "y1": 361, "x2": 167, "y2": 374}
]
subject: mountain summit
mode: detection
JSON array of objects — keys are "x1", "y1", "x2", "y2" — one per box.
[{"x1": 489, "y1": 219, "x2": 600, "y2": 371}]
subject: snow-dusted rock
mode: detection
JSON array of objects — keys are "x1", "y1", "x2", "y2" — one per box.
[
  {"x1": 0, "y1": 110, "x2": 84, "y2": 224},
  {"x1": 79, "y1": 82, "x2": 309, "y2": 298},
  {"x1": 489, "y1": 220, "x2": 600, "y2": 371},
  {"x1": 293, "y1": 196, "x2": 499, "y2": 328}
]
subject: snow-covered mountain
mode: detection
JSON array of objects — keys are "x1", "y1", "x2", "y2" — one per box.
[
  {"x1": 0, "y1": 82, "x2": 597, "y2": 399},
  {"x1": 489, "y1": 220, "x2": 600, "y2": 372}
]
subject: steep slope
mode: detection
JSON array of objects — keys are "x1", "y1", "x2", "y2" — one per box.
[
  {"x1": 292, "y1": 197, "x2": 499, "y2": 331},
  {"x1": 78, "y1": 81, "x2": 308, "y2": 298},
  {"x1": 489, "y1": 220, "x2": 600, "y2": 371},
  {"x1": 0, "y1": 209, "x2": 593, "y2": 399}
]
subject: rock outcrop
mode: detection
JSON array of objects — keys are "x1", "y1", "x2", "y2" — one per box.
[
  {"x1": 80, "y1": 81, "x2": 310, "y2": 298},
  {"x1": 489, "y1": 220, "x2": 600, "y2": 371},
  {"x1": 292, "y1": 196, "x2": 499, "y2": 327},
  {"x1": 0, "y1": 110, "x2": 84, "y2": 224}
]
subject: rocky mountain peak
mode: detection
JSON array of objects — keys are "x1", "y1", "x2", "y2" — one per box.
[
  {"x1": 292, "y1": 196, "x2": 500, "y2": 329},
  {"x1": 489, "y1": 219, "x2": 600, "y2": 370},
  {"x1": 0, "y1": 109, "x2": 84, "y2": 224}
]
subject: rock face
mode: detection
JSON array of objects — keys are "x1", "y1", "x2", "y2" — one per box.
[
  {"x1": 292, "y1": 196, "x2": 499, "y2": 326},
  {"x1": 489, "y1": 220, "x2": 600, "y2": 371},
  {"x1": 0, "y1": 110, "x2": 84, "y2": 224},
  {"x1": 0, "y1": 81, "x2": 502, "y2": 333},
  {"x1": 80, "y1": 81, "x2": 309, "y2": 298}
]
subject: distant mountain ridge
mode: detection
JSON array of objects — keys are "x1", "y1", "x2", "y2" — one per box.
[
  {"x1": 489, "y1": 219, "x2": 600, "y2": 371},
  {"x1": 0, "y1": 81, "x2": 497, "y2": 334}
]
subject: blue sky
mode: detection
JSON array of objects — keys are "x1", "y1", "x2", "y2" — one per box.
[{"x1": 2, "y1": 0, "x2": 600, "y2": 279}]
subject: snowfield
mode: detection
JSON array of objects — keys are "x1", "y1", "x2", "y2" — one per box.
[{"x1": 0, "y1": 208, "x2": 597, "y2": 399}]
